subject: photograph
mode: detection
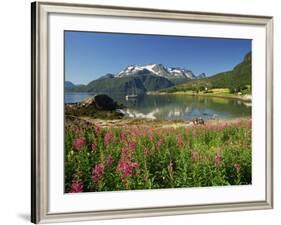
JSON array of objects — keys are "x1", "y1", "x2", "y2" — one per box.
[
  {"x1": 64, "y1": 31, "x2": 252, "y2": 193},
  {"x1": 30, "y1": 2, "x2": 273, "y2": 223}
]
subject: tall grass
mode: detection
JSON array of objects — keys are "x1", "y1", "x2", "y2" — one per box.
[{"x1": 65, "y1": 120, "x2": 251, "y2": 193}]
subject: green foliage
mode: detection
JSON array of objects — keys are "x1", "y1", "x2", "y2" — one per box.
[
  {"x1": 65, "y1": 120, "x2": 252, "y2": 192},
  {"x1": 66, "y1": 74, "x2": 174, "y2": 95},
  {"x1": 160, "y1": 52, "x2": 252, "y2": 93}
]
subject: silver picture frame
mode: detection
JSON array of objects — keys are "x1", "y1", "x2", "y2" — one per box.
[{"x1": 31, "y1": 1, "x2": 273, "y2": 223}]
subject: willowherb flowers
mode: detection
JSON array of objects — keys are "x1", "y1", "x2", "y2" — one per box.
[
  {"x1": 131, "y1": 162, "x2": 139, "y2": 170},
  {"x1": 148, "y1": 132, "x2": 154, "y2": 142},
  {"x1": 156, "y1": 139, "x2": 163, "y2": 148},
  {"x1": 73, "y1": 138, "x2": 86, "y2": 151},
  {"x1": 117, "y1": 160, "x2": 139, "y2": 177},
  {"x1": 176, "y1": 134, "x2": 184, "y2": 147},
  {"x1": 191, "y1": 151, "x2": 199, "y2": 162},
  {"x1": 119, "y1": 141, "x2": 136, "y2": 161},
  {"x1": 128, "y1": 141, "x2": 136, "y2": 151},
  {"x1": 214, "y1": 153, "x2": 222, "y2": 167},
  {"x1": 131, "y1": 127, "x2": 148, "y2": 137},
  {"x1": 71, "y1": 127, "x2": 82, "y2": 135},
  {"x1": 70, "y1": 179, "x2": 83, "y2": 193},
  {"x1": 65, "y1": 118, "x2": 252, "y2": 191},
  {"x1": 120, "y1": 131, "x2": 127, "y2": 142},
  {"x1": 104, "y1": 131, "x2": 114, "y2": 146},
  {"x1": 95, "y1": 125, "x2": 101, "y2": 135},
  {"x1": 92, "y1": 163, "x2": 105, "y2": 183},
  {"x1": 144, "y1": 147, "x2": 150, "y2": 156},
  {"x1": 106, "y1": 155, "x2": 113, "y2": 166},
  {"x1": 91, "y1": 143, "x2": 97, "y2": 152}
]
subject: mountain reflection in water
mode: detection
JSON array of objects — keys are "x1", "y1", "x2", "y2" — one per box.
[{"x1": 65, "y1": 92, "x2": 251, "y2": 121}]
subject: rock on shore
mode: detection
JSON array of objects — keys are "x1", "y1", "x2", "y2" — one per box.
[{"x1": 65, "y1": 95, "x2": 125, "y2": 119}]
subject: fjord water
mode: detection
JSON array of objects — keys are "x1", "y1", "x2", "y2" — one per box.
[{"x1": 65, "y1": 92, "x2": 251, "y2": 121}]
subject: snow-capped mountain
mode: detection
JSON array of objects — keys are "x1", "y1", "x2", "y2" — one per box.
[
  {"x1": 167, "y1": 67, "x2": 196, "y2": 79},
  {"x1": 117, "y1": 64, "x2": 169, "y2": 77},
  {"x1": 65, "y1": 63, "x2": 206, "y2": 95},
  {"x1": 117, "y1": 63, "x2": 201, "y2": 80}
]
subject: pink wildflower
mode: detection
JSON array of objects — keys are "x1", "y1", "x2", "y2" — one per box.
[
  {"x1": 214, "y1": 153, "x2": 222, "y2": 167},
  {"x1": 121, "y1": 145, "x2": 129, "y2": 156},
  {"x1": 107, "y1": 155, "x2": 113, "y2": 166},
  {"x1": 120, "y1": 131, "x2": 127, "y2": 142},
  {"x1": 104, "y1": 131, "x2": 114, "y2": 146},
  {"x1": 92, "y1": 163, "x2": 104, "y2": 183},
  {"x1": 156, "y1": 139, "x2": 163, "y2": 148},
  {"x1": 157, "y1": 129, "x2": 163, "y2": 136},
  {"x1": 95, "y1": 126, "x2": 101, "y2": 135},
  {"x1": 148, "y1": 131, "x2": 154, "y2": 142},
  {"x1": 70, "y1": 180, "x2": 83, "y2": 193},
  {"x1": 131, "y1": 162, "x2": 139, "y2": 169},
  {"x1": 71, "y1": 127, "x2": 81, "y2": 134},
  {"x1": 176, "y1": 134, "x2": 184, "y2": 147},
  {"x1": 132, "y1": 127, "x2": 142, "y2": 137},
  {"x1": 144, "y1": 147, "x2": 150, "y2": 156},
  {"x1": 91, "y1": 143, "x2": 97, "y2": 152},
  {"x1": 128, "y1": 141, "x2": 137, "y2": 151},
  {"x1": 117, "y1": 161, "x2": 131, "y2": 177},
  {"x1": 117, "y1": 160, "x2": 139, "y2": 177},
  {"x1": 73, "y1": 138, "x2": 86, "y2": 151},
  {"x1": 191, "y1": 151, "x2": 199, "y2": 162}
]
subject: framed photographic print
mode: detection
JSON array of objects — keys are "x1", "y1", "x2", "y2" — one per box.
[{"x1": 31, "y1": 1, "x2": 273, "y2": 224}]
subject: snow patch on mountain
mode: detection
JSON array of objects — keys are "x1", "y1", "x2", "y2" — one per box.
[{"x1": 117, "y1": 63, "x2": 202, "y2": 80}]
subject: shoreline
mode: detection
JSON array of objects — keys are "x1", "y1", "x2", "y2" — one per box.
[
  {"x1": 66, "y1": 115, "x2": 251, "y2": 129},
  {"x1": 147, "y1": 91, "x2": 252, "y2": 102}
]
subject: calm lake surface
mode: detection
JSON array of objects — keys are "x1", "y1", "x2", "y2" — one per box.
[{"x1": 65, "y1": 92, "x2": 251, "y2": 121}]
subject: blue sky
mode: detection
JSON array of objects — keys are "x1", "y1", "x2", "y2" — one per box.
[{"x1": 65, "y1": 31, "x2": 251, "y2": 85}]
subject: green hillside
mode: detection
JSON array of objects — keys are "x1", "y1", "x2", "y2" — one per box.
[
  {"x1": 160, "y1": 52, "x2": 251, "y2": 94},
  {"x1": 68, "y1": 74, "x2": 174, "y2": 96}
]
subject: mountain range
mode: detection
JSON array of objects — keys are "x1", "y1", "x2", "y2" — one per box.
[
  {"x1": 65, "y1": 64, "x2": 206, "y2": 95},
  {"x1": 65, "y1": 51, "x2": 251, "y2": 96}
]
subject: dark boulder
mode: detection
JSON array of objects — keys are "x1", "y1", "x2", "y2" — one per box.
[
  {"x1": 94, "y1": 94, "x2": 118, "y2": 110},
  {"x1": 77, "y1": 94, "x2": 119, "y2": 110},
  {"x1": 65, "y1": 94, "x2": 125, "y2": 119}
]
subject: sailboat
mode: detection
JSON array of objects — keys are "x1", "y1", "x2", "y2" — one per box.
[{"x1": 125, "y1": 82, "x2": 138, "y2": 100}]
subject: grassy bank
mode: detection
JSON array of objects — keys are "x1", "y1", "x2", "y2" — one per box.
[
  {"x1": 148, "y1": 88, "x2": 252, "y2": 102},
  {"x1": 65, "y1": 118, "x2": 251, "y2": 192}
]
